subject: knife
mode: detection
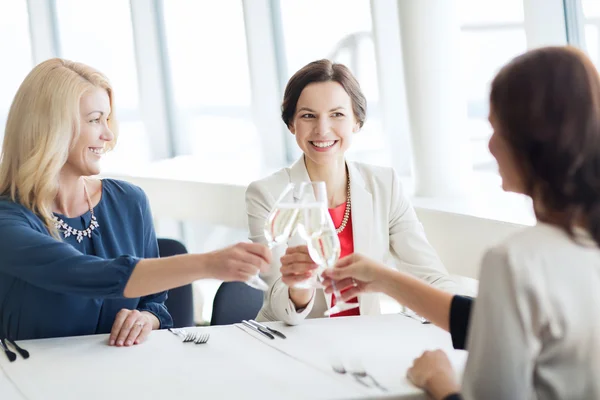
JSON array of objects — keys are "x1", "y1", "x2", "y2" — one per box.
[
  {"x1": 241, "y1": 320, "x2": 275, "y2": 340},
  {"x1": 248, "y1": 320, "x2": 287, "y2": 339},
  {"x1": 0, "y1": 338, "x2": 16, "y2": 362}
]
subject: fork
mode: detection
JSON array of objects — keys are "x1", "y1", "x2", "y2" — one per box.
[
  {"x1": 168, "y1": 328, "x2": 195, "y2": 342},
  {"x1": 399, "y1": 310, "x2": 430, "y2": 324},
  {"x1": 331, "y1": 364, "x2": 370, "y2": 387},
  {"x1": 350, "y1": 368, "x2": 388, "y2": 392},
  {"x1": 183, "y1": 332, "x2": 198, "y2": 343},
  {"x1": 193, "y1": 333, "x2": 210, "y2": 344},
  {"x1": 168, "y1": 328, "x2": 187, "y2": 340}
]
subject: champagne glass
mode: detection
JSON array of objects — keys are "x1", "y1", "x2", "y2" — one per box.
[
  {"x1": 294, "y1": 181, "x2": 329, "y2": 289},
  {"x1": 296, "y1": 182, "x2": 359, "y2": 315},
  {"x1": 246, "y1": 184, "x2": 299, "y2": 291}
]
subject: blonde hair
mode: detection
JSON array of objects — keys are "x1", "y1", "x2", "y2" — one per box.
[{"x1": 0, "y1": 58, "x2": 118, "y2": 239}]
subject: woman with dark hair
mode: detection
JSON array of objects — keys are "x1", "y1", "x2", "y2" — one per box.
[
  {"x1": 322, "y1": 46, "x2": 600, "y2": 399},
  {"x1": 246, "y1": 59, "x2": 458, "y2": 325}
]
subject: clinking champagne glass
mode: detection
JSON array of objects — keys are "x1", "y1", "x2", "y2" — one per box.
[
  {"x1": 246, "y1": 184, "x2": 300, "y2": 291},
  {"x1": 295, "y1": 182, "x2": 358, "y2": 315},
  {"x1": 294, "y1": 181, "x2": 330, "y2": 289}
]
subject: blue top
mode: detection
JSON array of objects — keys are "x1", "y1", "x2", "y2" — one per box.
[{"x1": 0, "y1": 179, "x2": 173, "y2": 340}]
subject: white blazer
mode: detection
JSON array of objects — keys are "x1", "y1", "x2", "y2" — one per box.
[{"x1": 246, "y1": 157, "x2": 458, "y2": 325}]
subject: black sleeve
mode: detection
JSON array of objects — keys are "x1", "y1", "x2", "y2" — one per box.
[
  {"x1": 449, "y1": 295, "x2": 474, "y2": 350},
  {"x1": 443, "y1": 394, "x2": 463, "y2": 400}
]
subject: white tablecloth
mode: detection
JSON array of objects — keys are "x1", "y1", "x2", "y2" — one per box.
[
  {"x1": 0, "y1": 314, "x2": 467, "y2": 399},
  {"x1": 0, "y1": 363, "x2": 25, "y2": 400},
  {"x1": 238, "y1": 314, "x2": 468, "y2": 398}
]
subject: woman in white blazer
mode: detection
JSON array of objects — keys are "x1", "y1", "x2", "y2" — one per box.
[
  {"x1": 322, "y1": 46, "x2": 600, "y2": 400},
  {"x1": 246, "y1": 59, "x2": 457, "y2": 325}
]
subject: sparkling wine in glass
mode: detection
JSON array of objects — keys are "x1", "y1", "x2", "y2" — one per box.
[
  {"x1": 246, "y1": 184, "x2": 299, "y2": 291},
  {"x1": 295, "y1": 182, "x2": 359, "y2": 315},
  {"x1": 264, "y1": 204, "x2": 299, "y2": 248},
  {"x1": 293, "y1": 182, "x2": 329, "y2": 289}
]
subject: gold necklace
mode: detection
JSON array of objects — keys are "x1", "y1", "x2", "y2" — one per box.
[{"x1": 335, "y1": 175, "x2": 351, "y2": 234}]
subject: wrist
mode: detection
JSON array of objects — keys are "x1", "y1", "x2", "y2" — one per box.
[
  {"x1": 140, "y1": 311, "x2": 160, "y2": 330},
  {"x1": 289, "y1": 287, "x2": 314, "y2": 309},
  {"x1": 372, "y1": 266, "x2": 395, "y2": 293},
  {"x1": 426, "y1": 374, "x2": 461, "y2": 400},
  {"x1": 196, "y1": 253, "x2": 216, "y2": 280}
]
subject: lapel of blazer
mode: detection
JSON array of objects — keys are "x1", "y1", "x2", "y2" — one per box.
[
  {"x1": 289, "y1": 156, "x2": 311, "y2": 192},
  {"x1": 347, "y1": 162, "x2": 373, "y2": 259},
  {"x1": 347, "y1": 162, "x2": 376, "y2": 315}
]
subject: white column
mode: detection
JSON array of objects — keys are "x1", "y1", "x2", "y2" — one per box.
[
  {"x1": 370, "y1": 0, "x2": 412, "y2": 176},
  {"x1": 522, "y1": 0, "x2": 568, "y2": 49},
  {"x1": 130, "y1": 0, "x2": 182, "y2": 160},
  {"x1": 242, "y1": 0, "x2": 288, "y2": 170},
  {"x1": 26, "y1": 0, "x2": 60, "y2": 64},
  {"x1": 397, "y1": 0, "x2": 471, "y2": 197}
]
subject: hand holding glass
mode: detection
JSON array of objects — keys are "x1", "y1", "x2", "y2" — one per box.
[
  {"x1": 246, "y1": 184, "x2": 299, "y2": 291},
  {"x1": 296, "y1": 182, "x2": 359, "y2": 316}
]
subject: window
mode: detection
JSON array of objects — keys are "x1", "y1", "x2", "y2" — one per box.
[
  {"x1": 582, "y1": 0, "x2": 600, "y2": 67},
  {"x1": 459, "y1": 0, "x2": 527, "y2": 170},
  {"x1": 278, "y1": 0, "x2": 385, "y2": 165},
  {"x1": 55, "y1": 0, "x2": 150, "y2": 171},
  {"x1": 0, "y1": 0, "x2": 32, "y2": 140},
  {"x1": 162, "y1": 0, "x2": 261, "y2": 181}
]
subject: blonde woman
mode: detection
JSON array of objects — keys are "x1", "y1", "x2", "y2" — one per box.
[
  {"x1": 246, "y1": 60, "x2": 458, "y2": 325},
  {"x1": 0, "y1": 59, "x2": 271, "y2": 345}
]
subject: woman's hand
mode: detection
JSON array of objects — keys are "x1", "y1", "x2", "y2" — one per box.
[
  {"x1": 407, "y1": 350, "x2": 460, "y2": 400},
  {"x1": 109, "y1": 309, "x2": 158, "y2": 346},
  {"x1": 206, "y1": 242, "x2": 271, "y2": 282},
  {"x1": 280, "y1": 246, "x2": 318, "y2": 308},
  {"x1": 280, "y1": 245, "x2": 318, "y2": 286},
  {"x1": 321, "y1": 253, "x2": 388, "y2": 301}
]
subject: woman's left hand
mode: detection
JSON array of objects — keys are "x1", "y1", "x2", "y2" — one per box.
[
  {"x1": 407, "y1": 350, "x2": 460, "y2": 400},
  {"x1": 109, "y1": 309, "x2": 158, "y2": 346}
]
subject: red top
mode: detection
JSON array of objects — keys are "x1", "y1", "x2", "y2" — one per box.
[{"x1": 328, "y1": 202, "x2": 360, "y2": 317}]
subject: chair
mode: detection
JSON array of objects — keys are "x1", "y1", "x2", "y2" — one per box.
[
  {"x1": 211, "y1": 282, "x2": 263, "y2": 326},
  {"x1": 157, "y1": 238, "x2": 195, "y2": 328}
]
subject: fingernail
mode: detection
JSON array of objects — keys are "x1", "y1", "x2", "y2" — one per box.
[
  {"x1": 126, "y1": 341, "x2": 132, "y2": 346},
  {"x1": 117, "y1": 341, "x2": 123, "y2": 346},
  {"x1": 109, "y1": 340, "x2": 114, "y2": 346}
]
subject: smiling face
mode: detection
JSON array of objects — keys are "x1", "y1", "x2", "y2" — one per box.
[
  {"x1": 62, "y1": 87, "x2": 114, "y2": 177},
  {"x1": 289, "y1": 81, "x2": 360, "y2": 167}
]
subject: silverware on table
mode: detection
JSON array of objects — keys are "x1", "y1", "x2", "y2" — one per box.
[
  {"x1": 331, "y1": 361, "x2": 388, "y2": 391},
  {"x1": 241, "y1": 320, "x2": 275, "y2": 340},
  {"x1": 332, "y1": 364, "x2": 370, "y2": 388},
  {"x1": 399, "y1": 310, "x2": 430, "y2": 324},
  {"x1": 193, "y1": 332, "x2": 210, "y2": 345},
  {"x1": 169, "y1": 328, "x2": 210, "y2": 344},
  {"x1": 248, "y1": 320, "x2": 286, "y2": 339},
  {"x1": 0, "y1": 338, "x2": 16, "y2": 362},
  {"x1": 168, "y1": 328, "x2": 186, "y2": 340},
  {"x1": 6, "y1": 338, "x2": 29, "y2": 359},
  {"x1": 350, "y1": 368, "x2": 388, "y2": 392}
]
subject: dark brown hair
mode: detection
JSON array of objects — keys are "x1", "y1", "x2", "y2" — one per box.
[
  {"x1": 281, "y1": 59, "x2": 367, "y2": 129},
  {"x1": 490, "y1": 46, "x2": 600, "y2": 246}
]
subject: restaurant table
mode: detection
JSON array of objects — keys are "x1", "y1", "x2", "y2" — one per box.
[{"x1": 0, "y1": 314, "x2": 467, "y2": 399}]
